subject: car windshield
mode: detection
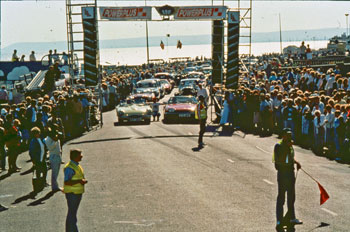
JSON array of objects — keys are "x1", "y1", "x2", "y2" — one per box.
[
  {"x1": 133, "y1": 98, "x2": 146, "y2": 104},
  {"x1": 181, "y1": 80, "x2": 195, "y2": 86},
  {"x1": 160, "y1": 80, "x2": 169, "y2": 85},
  {"x1": 137, "y1": 82, "x2": 156, "y2": 88},
  {"x1": 168, "y1": 96, "x2": 197, "y2": 104}
]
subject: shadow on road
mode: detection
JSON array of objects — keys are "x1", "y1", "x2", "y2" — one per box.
[
  {"x1": 69, "y1": 134, "x2": 216, "y2": 145},
  {"x1": 0, "y1": 172, "x2": 12, "y2": 181},
  {"x1": 69, "y1": 137, "x2": 133, "y2": 145},
  {"x1": 20, "y1": 167, "x2": 34, "y2": 176},
  {"x1": 307, "y1": 222, "x2": 330, "y2": 231},
  {"x1": 28, "y1": 191, "x2": 59, "y2": 206},
  {"x1": 12, "y1": 192, "x2": 36, "y2": 205},
  {"x1": 114, "y1": 122, "x2": 149, "y2": 126}
]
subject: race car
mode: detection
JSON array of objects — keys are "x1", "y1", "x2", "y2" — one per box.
[
  {"x1": 129, "y1": 92, "x2": 156, "y2": 103},
  {"x1": 116, "y1": 98, "x2": 152, "y2": 124},
  {"x1": 163, "y1": 95, "x2": 198, "y2": 123}
]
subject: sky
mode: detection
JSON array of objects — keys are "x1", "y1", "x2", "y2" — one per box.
[{"x1": 1, "y1": 1, "x2": 349, "y2": 48}]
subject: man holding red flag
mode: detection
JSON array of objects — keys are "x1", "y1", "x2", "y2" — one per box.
[{"x1": 273, "y1": 128, "x2": 303, "y2": 231}]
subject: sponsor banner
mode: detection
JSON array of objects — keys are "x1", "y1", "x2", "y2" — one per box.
[
  {"x1": 174, "y1": 6, "x2": 227, "y2": 20},
  {"x1": 99, "y1": 7, "x2": 152, "y2": 21}
]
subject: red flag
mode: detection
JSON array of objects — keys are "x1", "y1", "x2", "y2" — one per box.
[
  {"x1": 301, "y1": 168, "x2": 330, "y2": 206},
  {"x1": 317, "y1": 182, "x2": 330, "y2": 205}
]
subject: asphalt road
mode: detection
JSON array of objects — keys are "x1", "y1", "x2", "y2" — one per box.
[{"x1": 0, "y1": 90, "x2": 349, "y2": 232}]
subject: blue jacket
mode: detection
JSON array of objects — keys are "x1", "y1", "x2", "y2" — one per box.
[{"x1": 29, "y1": 138, "x2": 45, "y2": 164}]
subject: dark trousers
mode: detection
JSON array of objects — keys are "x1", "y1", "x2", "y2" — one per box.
[
  {"x1": 0, "y1": 146, "x2": 6, "y2": 169},
  {"x1": 276, "y1": 170, "x2": 296, "y2": 222},
  {"x1": 66, "y1": 193, "x2": 82, "y2": 232},
  {"x1": 33, "y1": 161, "x2": 47, "y2": 181},
  {"x1": 7, "y1": 146, "x2": 18, "y2": 171},
  {"x1": 198, "y1": 118, "x2": 207, "y2": 145}
]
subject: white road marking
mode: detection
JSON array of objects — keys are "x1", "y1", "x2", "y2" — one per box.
[
  {"x1": 114, "y1": 221, "x2": 138, "y2": 224},
  {"x1": 188, "y1": 132, "x2": 193, "y2": 135},
  {"x1": 263, "y1": 179, "x2": 274, "y2": 185},
  {"x1": 227, "y1": 159, "x2": 235, "y2": 163},
  {"x1": 0, "y1": 194, "x2": 13, "y2": 198},
  {"x1": 256, "y1": 146, "x2": 271, "y2": 154},
  {"x1": 321, "y1": 208, "x2": 338, "y2": 216}
]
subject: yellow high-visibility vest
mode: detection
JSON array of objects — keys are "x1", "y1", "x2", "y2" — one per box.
[
  {"x1": 272, "y1": 140, "x2": 294, "y2": 164},
  {"x1": 63, "y1": 161, "x2": 85, "y2": 194},
  {"x1": 195, "y1": 103, "x2": 207, "y2": 120}
]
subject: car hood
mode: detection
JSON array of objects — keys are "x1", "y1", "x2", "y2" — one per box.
[
  {"x1": 166, "y1": 103, "x2": 196, "y2": 111},
  {"x1": 117, "y1": 104, "x2": 151, "y2": 114},
  {"x1": 136, "y1": 87, "x2": 159, "y2": 93}
]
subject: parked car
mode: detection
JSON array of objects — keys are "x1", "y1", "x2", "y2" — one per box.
[
  {"x1": 116, "y1": 98, "x2": 152, "y2": 124},
  {"x1": 163, "y1": 95, "x2": 198, "y2": 123}
]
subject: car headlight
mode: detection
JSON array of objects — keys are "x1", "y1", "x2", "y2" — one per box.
[{"x1": 118, "y1": 111, "x2": 124, "y2": 116}]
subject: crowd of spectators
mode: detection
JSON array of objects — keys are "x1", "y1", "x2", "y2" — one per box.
[
  {"x1": 0, "y1": 86, "x2": 99, "y2": 174},
  {"x1": 218, "y1": 64, "x2": 350, "y2": 161}
]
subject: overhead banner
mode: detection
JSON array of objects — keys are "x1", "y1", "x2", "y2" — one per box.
[
  {"x1": 174, "y1": 6, "x2": 227, "y2": 20},
  {"x1": 99, "y1": 7, "x2": 152, "y2": 21}
]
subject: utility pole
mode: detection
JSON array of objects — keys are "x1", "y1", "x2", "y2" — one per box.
[
  {"x1": 145, "y1": 0, "x2": 149, "y2": 65},
  {"x1": 346, "y1": 13, "x2": 349, "y2": 36},
  {"x1": 279, "y1": 13, "x2": 282, "y2": 54},
  {"x1": 0, "y1": 0, "x2": 2, "y2": 60}
]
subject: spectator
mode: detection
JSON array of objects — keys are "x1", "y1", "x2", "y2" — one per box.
[
  {"x1": 29, "y1": 51, "x2": 36, "y2": 62},
  {"x1": 0, "y1": 86, "x2": 8, "y2": 104},
  {"x1": 4, "y1": 115, "x2": 21, "y2": 173},
  {"x1": 43, "y1": 66, "x2": 56, "y2": 95},
  {"x1": 44, "y1": 126, "x2": 62, "y2": 192},
  {"x1": 29, "y1": 127, "x2": 47, "y2": 191},
  {"x1": 12, "y1": 50, "x2": 19, "y2": 62},
  {"x1": 0, "y1": 118, "x2": 6, "y2": 172}
]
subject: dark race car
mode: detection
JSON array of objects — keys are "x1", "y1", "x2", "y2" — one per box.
[{"x1": 163, "y1": 95, "x2": 198, "y2": 123}]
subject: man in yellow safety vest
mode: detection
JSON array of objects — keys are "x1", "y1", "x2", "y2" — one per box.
[
  {"x1": 273, "y1": 128, "x2": 302, "y2": 231},
  {"x1": 64, "y1": 149, "x2": 88, "y2": 232},
  {"x1": 195, "y1": 95, "x2": 208, "y2": 148}
]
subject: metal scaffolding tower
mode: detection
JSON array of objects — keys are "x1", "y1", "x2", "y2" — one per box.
[
  {"x1": 65, "y1": 0, "x2": 97, "y2": 76},
  {"x1": 229, "y1": 0, "x2": 252, "y2": 57}
]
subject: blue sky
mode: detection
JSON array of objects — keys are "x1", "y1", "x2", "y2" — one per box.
[{"x1": 1, "y1": 1, "x2": 349, "y2": 47}]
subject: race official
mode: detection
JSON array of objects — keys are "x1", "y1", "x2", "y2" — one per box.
[
  {"x1": 64, "y1": 149, "x2": 88, "y2": 232},
  {"x1": 195, "y1": 95, "x2": 207, "y2": 148},
  {"x1": 273, "y1": 128, "x2": 302, "y2": 231}
]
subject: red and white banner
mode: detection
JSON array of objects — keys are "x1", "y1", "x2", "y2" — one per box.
[
  {"x1": 174, "y1": 6, "x2": 227, "y2": 20},
  {"x1": 99, "y1": 7, "x2": 152, "y2": 21}
]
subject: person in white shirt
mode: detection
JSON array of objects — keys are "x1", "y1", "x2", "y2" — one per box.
[
  {"x1": 325, "y1": 73, "x2": 335, "y2": 95},
  {"x1": 324, "y1": 105, "x2": 335, "y2": 146},
  {"x1": 45, "y1": 127, "x2": 62, "y2": 192},
  {"x1": 313, "y1": 110, "x2": 325, "y2": 154},
  {"x1": 197, "y1": 83, "x2": 209, "y2": 104}
]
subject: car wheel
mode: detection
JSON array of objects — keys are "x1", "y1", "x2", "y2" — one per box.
[
  {"x1": 145, "y1": 119, "x2": 151, "y2": 125},
  {"x1": 118, "y1": 118, "x2": 124, "y2": 125}
]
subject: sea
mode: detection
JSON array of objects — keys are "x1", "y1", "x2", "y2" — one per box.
[
  {"x1": 99, "y1": 40, "x2": 328, "y2": 66},
  {"x1": 2, "y1": 40, "x2": 329, "y2": 66}
]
